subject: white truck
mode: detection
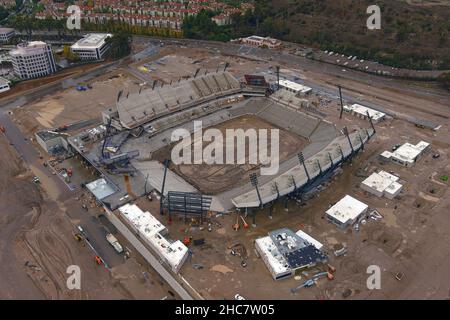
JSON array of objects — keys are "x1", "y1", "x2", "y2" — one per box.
[{"x1": 106, "y1": 233, "x2": 123, "y2": 254}]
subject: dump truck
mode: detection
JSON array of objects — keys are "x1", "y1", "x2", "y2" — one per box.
[{"x1": 106, "y1": 233, "x2": 123, "y2": 253}]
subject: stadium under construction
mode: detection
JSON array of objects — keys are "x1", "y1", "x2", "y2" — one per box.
[{"x1": 66, "y1": 70, "x2": 375, "y2": 224}]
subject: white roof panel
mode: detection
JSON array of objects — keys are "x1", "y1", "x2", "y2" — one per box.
[
  {"x1": 326, "y1": 195, "x2": 368, "y2": 224},
  {"x1": 343, "y1": 104, "x2": 385, "y2": 121},
  {"x1": 295, "y1": 230, "x2": 323, "y2": 250},
  {"x1": 71, "y1": 33, "x2": 112, "y2": 49},
  {"x1": 361, "y1": 171, "x2": 399, "y2": 193},
  {"x1": 255, "y1": 236, "x2": 290, "y2": 276},
  {"x1": 278, "y1": 79, "x2": 312, "y2": 93}
]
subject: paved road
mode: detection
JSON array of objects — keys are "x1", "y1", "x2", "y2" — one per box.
[
  {"x1": 137, "y1": 36, "x2": 449, "y2": 102},
  {"x1": 104, "y1": 208, "x2": 195, "y2": 300},
  {"x1": 0, "y1": 112, "x2": 123, "y2": 269},
  {"x1": 141, "y1": 37, "x2": 448, "y2": 128}
]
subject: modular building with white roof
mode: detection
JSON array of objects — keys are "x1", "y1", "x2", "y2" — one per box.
[
  {"x1": 343, "y1": 103, "x2": 386, "y2": 123},
  {"x1": 118, "y1": 203, "x2": 188, "y2": 273},
  {"x1": 278, "y1": 79, "x2": 312, "y2": 95},
  {"x1": 360, "y1": 171, "x2": 403, "y2": 199},
  {"x1": 119, "y1": 203, "x2": 167, "y2": 236},
  {"x1": 255, "y1": 228, "x2": 326, "y2": 280},
  {"x1": 255, "y1": 236, "x2": 291, "y2": 280},
  {"x1": 326, "y1": 195, "x2": 368, "y2": 229},
  {"x1": 240, "y1": 35, "x2": 282, "y2": 49},
  {"x1": 71, "y1": 33, "x2": 112, "y2": 60},
  {"x1": 380, "y1": 141, "x2": 430, "y2": 167}
]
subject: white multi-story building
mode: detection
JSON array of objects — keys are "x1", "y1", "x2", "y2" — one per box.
[
  {"x1": 10, "y1": 41, "x2": 57, "y2": 80},
  {"x1": 70, "y1": 33, "x2": 113, "y2": 60},
  {"x1": 0, "y1": 27, "x2": 15, "y2": 43}
]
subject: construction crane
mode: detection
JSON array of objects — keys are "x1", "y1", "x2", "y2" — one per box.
[
  {"x1": 101, "y1": 118, "x2": 113, "y2": 159},
  {"x1": 159, "y1": 159, "x2": 170, "y2": 215}
]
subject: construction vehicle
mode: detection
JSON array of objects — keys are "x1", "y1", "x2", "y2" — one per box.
[
  {"x1": 233, "y1": 214, "x2": 240, "y2": 231},
  {"x1": 229, "y1": 243, "x2": 248, "y2": 267},
  {"x1": 233, "y1": 214, "x2": 249, "y2": 231},
  {"x1": 234, "y1": 294, "x2": 246, "y2": 300},
  {"x1": 74, "y1": 234, "x2": 83, "y2": 242},
  {"x1": 312, "y1": 271, "x2": 334, "y2": 281},
  {"x1": 291, "y1": 279, "x2": 315, "y2": 293},
  {"x1": 291, "y1": 269, "x2": 334, "y2": 294},
  {"x1": 334, "y1": 245, "x2": 347, "y2": 257},
  {"x1": 327, "y1": 264, "x2": 336, "y2": 274},
  {"x1": 183, "y1": 236, "x2": 192, "y2": 246},
  {"x1": 240, "y1": 216, "x2": 249, "y2": 229},
  {"x1": 60, "y1": 169, "x2": 70, "y2": 183},
  {"x1": 106, "y1": 233, "x2": 123, "y2": 253},
  {"x1": 94, "y1": 256, "x2": 102, "y2": 265},
  {"x1": 57, "y1": 125, "x2": 68, "y2": 132}
]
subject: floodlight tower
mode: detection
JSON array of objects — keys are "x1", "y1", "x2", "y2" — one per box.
[
  {"x1": 276, "y1": 65, "x2": 280, "y2": 90},
  {"x1": 249, "y1": 173, "x2": 262, "y2": 227},
  {"x1": 144, "y1": 173, "x2": 149, "y2": 195},
  {"x1": 316, "y1": 159, "x2": 322, "y2": 175},
  {"x1": 250, "y1": 173, "x2": 263, "y2": 208},
  {"x1": 194, "y1": 68, "x2": 200, "y2": 78},
  {"x1": 358, "y1": 133, "x2": 365, "y2": 150},
  {"x1": 297, "y1": 152, "x2": 310, "y2": 182},
  {"x1": 365, "y1": 128, "x2": 371, "y2": 141},
  {"x1": 328, "y1": 152, "x2": 334, "y2": 166},
  {"x1": 366, "y1": 110, "x2": 376, "y2": 134},
  {"x1": 338, "y1": 85, "x2": 344, "y2": 119},
  {"x1": 338, "y1": 145, "x2": 345, "y2": 161},
  {"x1": 269, "y1": 182, "x2": 280, "y2": 219},
  {"x1": 343, "y1": 127, "x2": 354, "y2": 153}
]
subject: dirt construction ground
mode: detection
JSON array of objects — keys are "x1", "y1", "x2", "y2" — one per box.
[
  {"x1": 0, "y1": 132, "x2": 176, "y2": 299},
  {"x1": 141, "y1": 109, "x2": 450, "y2": 300},
  {"x1": 11, "y1": 71, "x2": 140, "y2": 136},
  {"x1": 2, "y1": 38, "x2": 450, "y2": 300},
  {"x1": 151, "y1": 115, "x2": 308, "y2": 194}
]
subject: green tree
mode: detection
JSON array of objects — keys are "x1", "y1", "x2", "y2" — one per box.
[
  {"x1": 105, "y1": 31, "x2": 131, "y2": 59},
  {"x1": 0, "y1": 6, "x2": 9, "y2": 22},
  {"x1": 438, "y1": 73, "x2": 450, "y2": 91}
]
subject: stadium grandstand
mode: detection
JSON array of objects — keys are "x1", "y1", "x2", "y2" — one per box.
[{"x1": 116, "y1": 72, "x2": 241, "y2": 129}]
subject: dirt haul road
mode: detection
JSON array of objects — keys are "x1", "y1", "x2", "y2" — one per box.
[{"x1": 0, "y1": 126, "x2": 169, "y2": 299}]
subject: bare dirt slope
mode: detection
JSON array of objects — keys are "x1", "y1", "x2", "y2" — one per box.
[{"x1": 0, "y1": 134, "x2": 167, "y2": 299}]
